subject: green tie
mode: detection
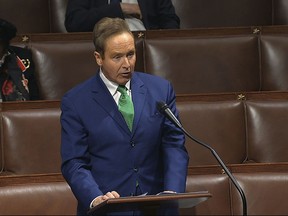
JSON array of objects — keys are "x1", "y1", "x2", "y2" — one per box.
[{"x1": 117, "y1": 85, "x2": 134, "y2": 131}]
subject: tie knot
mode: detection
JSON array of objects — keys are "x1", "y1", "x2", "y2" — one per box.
[{"x1": 117, "y1": 85, "x2": 127, "y2": 95}]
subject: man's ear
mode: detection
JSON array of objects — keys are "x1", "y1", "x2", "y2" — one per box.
[{"x1": 94, "y1": 51, "x2": 102, "y2": 66}]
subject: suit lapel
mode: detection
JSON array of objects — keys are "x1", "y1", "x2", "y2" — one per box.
[
  {"x1": 91, "y1": 73, "x2": 131, "y2": 134},
  {"x1": 90, "y1": 72, "x2": 147, "y2": 135},
  {"x1": 130, "y1": 73, "x2": 147, "y2": 135}
]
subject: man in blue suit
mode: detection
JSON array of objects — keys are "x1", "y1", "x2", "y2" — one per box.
[
  {"x1": 61, "y1": 17, "x2": 189, "y2": 215},
  {"x1": 65, "y1": 0, "x2": 180, "y2": 32}
]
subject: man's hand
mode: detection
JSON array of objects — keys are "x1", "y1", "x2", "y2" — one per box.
[
  {"x1": 92, "y1": 191, "x2": 120, "y2": 207},
  {"x1": 120, "y1": 3, "x2": 142, "y2": 19}
]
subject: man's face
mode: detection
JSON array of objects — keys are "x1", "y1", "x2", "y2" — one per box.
[{"x1": 94, "y1": 32, "x2": 136, "y2": 85}]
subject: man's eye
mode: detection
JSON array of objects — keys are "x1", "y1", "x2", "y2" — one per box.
[
  {"x1": 113, "y1": 56, "x2": 122, "y2": 60},
  {"x1": 127, "y1": 53, "x2": 134, "y2": 59}
]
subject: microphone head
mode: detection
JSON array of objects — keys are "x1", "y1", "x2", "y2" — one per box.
[{"x1": 156, "y1": 101, "x2": 168, "y2": 113}]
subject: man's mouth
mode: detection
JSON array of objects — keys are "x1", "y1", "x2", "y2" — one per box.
[{"x1": 121, "y1": 71, "x2": 131, "y2": 76}]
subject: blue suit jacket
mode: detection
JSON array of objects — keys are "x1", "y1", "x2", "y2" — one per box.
[
  {"x1": 65, "y1": 0, "x2": 180, "y2": 32},
  {"x1": 61, "y1": 72, "x2": 189, "y2": 215}
]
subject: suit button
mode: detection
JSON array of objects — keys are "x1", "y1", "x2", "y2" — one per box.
[
  {"x1": 130, "y1": 140, "x2": 135, "y2": 147},
  {"x1": 134, "y1": 168, "x2": 138, "y2": 172}
]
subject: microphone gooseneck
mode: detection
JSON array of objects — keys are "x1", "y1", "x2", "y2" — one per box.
[{"x1": 157, "y1": 101, "x2": 247, "y2": 216}]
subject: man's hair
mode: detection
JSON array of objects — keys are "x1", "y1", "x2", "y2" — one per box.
[{"x1": 93, "y1": 17, "x2": 134, "y2": 57}]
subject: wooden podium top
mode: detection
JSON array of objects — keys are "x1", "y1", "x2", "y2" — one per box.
[{"x1": 88, "y1": 191, "x2": 212, "y2": 215}]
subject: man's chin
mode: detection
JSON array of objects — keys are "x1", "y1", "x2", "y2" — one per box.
[{"x1": 117, "y1": 78, "x2": 130, "y2": 86}]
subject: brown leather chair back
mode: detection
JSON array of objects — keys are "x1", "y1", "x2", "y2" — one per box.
[
  {"x1": 260, "y1": 35, "x2": 288, "y2": 91},
  {"x1": 246, "y1": 100, "x2": 288, "y2": 163},
  {"x1": 231, "y1": 172, "x2": 288, "y2": 215},
  {"x1": 171, "y1": 0, "x2": 272, "y2": 29},
  {"x1": 31, "y1": 40, "x2": 97, "y2": 100},
  {"x1": 182, "y1": 174, "x2": 231, "y2": 215},
  {"x1": 0, "y1": 176, "x2": 77, "y2": 215},
  {"x1": 273, "y1": 0, "x2": 288, "y2": 25},
  {"x1": 2, "y1": 108, "x2": 61, "y2": 174},
  {"x1": 144, "y1": 36, "x2": 260, "y2": 94},
  {"x1": 0, "y1": 0, "x2": 50, "y2": 33},
  {"x1": 178, "y1": 100, "x2": 247, "y2": 166}
]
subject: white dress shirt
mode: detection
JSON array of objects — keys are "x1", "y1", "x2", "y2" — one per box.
[{"x1": 99, "y1": 69, "x2": 132, "y2": 105}]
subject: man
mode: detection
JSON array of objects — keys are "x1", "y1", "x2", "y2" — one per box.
[
  {"x1": 0, "y1": 18, "x2": 39, "y2": 101},
  {"x1": 65, "y1": 0, "x2": 180, "y2": 32},
  {"x1": 61, "y1": 17, "x2": 188, "y2": 215}
]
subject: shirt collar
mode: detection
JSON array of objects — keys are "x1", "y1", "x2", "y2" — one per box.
[{"x1": 99, "y1": 69, "x2": 131, "y2": 96}]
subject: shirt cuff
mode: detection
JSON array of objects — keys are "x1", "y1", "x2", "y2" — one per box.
[{"x1": 90, "y1": 195, "x2": 102, "y2": 209}]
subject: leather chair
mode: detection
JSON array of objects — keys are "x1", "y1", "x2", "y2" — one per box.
[
  {"x1": 273, "y1": 0, "x2": 288, "y2": 25},
  {"x1": 260, "y1": 35, "x2": 288, "y2": 91},
  {"x1": 178, "y1": 100, "x2": 246, "y2": 166},
  {"x1": 231, "y1": 172, "x2": 288, "y2": 215},
  {"x1": 182, "y1": 174, "x2": 231, "y2": 215},
  {"x1": 0, "y1": 174, "x2": 77, "y2": 215},
  {"x1": 31, "y1": 40, "x2": 97, "y2": 100},
  {"x1": 171, "y1": 0, "x2": 272, "y2": 29},
  {"x1": 144, "y1": 35, "x2": 260, "y2": 94},
  {"x1": 246, "y1": 100, "x2": 288, "y2": 163},
  {"x1": 1, "y1": 108, "x2": 61, "y2": 175},
  {"x1": 0, "y1": 0, "x2": 51, "y2": 33}
]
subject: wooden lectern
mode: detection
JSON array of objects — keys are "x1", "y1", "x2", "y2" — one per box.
[{"x1": 88, "y1": 191, "x2": 212, "y2": 215}]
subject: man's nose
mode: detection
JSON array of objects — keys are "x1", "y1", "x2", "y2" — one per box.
[{"x1": 122, "y1": 56, "x2": 131, "y2": 67}]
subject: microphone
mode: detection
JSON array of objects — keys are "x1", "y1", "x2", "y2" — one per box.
[
  {"x1": 157, "y1": 101, "x2": 247, "y2": 216},
  {"x1": 156, "y1": 101, "x2": 182, "y2": 129}
]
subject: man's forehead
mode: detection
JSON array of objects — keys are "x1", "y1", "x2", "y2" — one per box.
[
  {"x1": 106, "y1": 32, "x2": 135, "y2": 43},
  {"x1": 105, "y1": 34, "x2": 135, "y2": 52}
]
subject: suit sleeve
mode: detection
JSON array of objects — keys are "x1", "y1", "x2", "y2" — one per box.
[
  {"x1": 138, "y1": 0, "x2": 180, "y2": 29},
  {"x1": 157, "y1": 0, "x2": 180, "y2": 29},
  {"x1": 65, "y1": 0, "x2": 125, "y2": 32},
  {"x1": 161, "y1": 82, "x2": 189, "y2": 192},
  {"x1": 60, "y1": 96, "x2": 103, "y2": 210}
]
